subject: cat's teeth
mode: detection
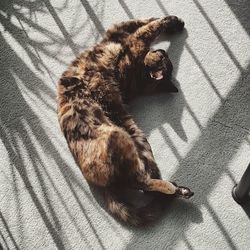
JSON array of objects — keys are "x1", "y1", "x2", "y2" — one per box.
[{"x1": 150, "y1": 70, "x2": 163, "y2": 80}]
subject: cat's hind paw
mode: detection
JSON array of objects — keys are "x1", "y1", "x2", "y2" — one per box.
[{"x1": 176, "y1": 186, "x2": 194, "y2": 199}]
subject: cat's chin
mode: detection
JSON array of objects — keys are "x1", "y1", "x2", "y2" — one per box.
[{"x1": 150, "y1": 70, "x2": 163, "y2": 80}]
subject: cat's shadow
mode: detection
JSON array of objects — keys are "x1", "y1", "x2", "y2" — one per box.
[{"x1": 130, "y1": 80, "x2": 188, "y2": 142}]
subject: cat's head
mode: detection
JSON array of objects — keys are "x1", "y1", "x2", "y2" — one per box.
[
  {"x1": 143, "y1": 49, "x2": 173, "y2": 81},
  {"x1": 141, "y1": 49, "x2": 176, "y2": 93}
]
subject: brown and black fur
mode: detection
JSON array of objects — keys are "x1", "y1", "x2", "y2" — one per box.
[{"x1": 57, "y1": 16, "x2": 193, "y2": 226}]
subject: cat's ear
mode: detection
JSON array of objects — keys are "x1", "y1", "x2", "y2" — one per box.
[
  {"x1": 157, "y1": 79, "x2": 178, "y2": 92},
  {"x1": 167, "y1": 80, "x2": 178, "y2": 92}
]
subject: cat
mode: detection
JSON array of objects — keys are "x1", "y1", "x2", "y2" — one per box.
[{"x1": 57, "y1": 16, "x2": 193, "y2": 226}]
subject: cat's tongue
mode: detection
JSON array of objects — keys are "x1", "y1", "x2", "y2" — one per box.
[{"x1": 150, "y1": 70, "x2": 163, "y2": 80}]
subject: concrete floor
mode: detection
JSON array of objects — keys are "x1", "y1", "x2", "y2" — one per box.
[{"x1": 0, "y1": 0, "x2": 250, "y2": 249}]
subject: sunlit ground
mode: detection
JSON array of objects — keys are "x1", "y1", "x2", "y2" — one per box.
[{"x1": 0, "y1": 0, "x2": 250, "y2": 249}]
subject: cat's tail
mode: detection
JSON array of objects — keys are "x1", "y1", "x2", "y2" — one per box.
[{"x1": 104, "y1": 188, "x2": 163, "y2": 226}]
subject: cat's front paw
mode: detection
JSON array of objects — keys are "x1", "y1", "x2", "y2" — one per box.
[{"x1": 162, "y1": 16, "x2": 185, "y2": 33}]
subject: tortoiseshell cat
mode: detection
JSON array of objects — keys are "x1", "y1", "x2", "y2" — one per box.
[{"x1": 57, "y1": 16, "x2": 193, "y2": 226}]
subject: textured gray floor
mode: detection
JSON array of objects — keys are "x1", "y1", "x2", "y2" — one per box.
[{"x1": 0, "y1": 0, "x2": 250, "y2": 249}]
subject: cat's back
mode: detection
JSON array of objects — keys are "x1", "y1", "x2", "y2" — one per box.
[{"x1": 57, "y1": 40, "x2": 128, "y2": 138}]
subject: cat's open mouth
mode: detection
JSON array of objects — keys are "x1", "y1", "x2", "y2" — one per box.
[{"x1": 150, "y1": 70, "x2": 163, "y2": 80}]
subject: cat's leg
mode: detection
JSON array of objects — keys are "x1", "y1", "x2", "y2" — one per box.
[
  {"x1": 142, "y1": 179, "x2": 194, "y2": 198},
  {"x1": 104, "y1": 18, "x2": 158, "y2": 41},
  {"x1": 134, "y1": 16, "x2": 185, "y2": 41},
  {"x1": 122, "y1": 117, "x2": 161, "y2": 179},
  {"x1": 111, "y1": 105, "x2": 161, "y2": 179},
  {"x1": 129, "y1": 16, "x2": 184, "y2": 55},
  {"x1": 110, "y1": 105, "x2": 193, "y2": 198},
  {"x1": 117, "y1": 115, "x2": 194, "y2": 199}
]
